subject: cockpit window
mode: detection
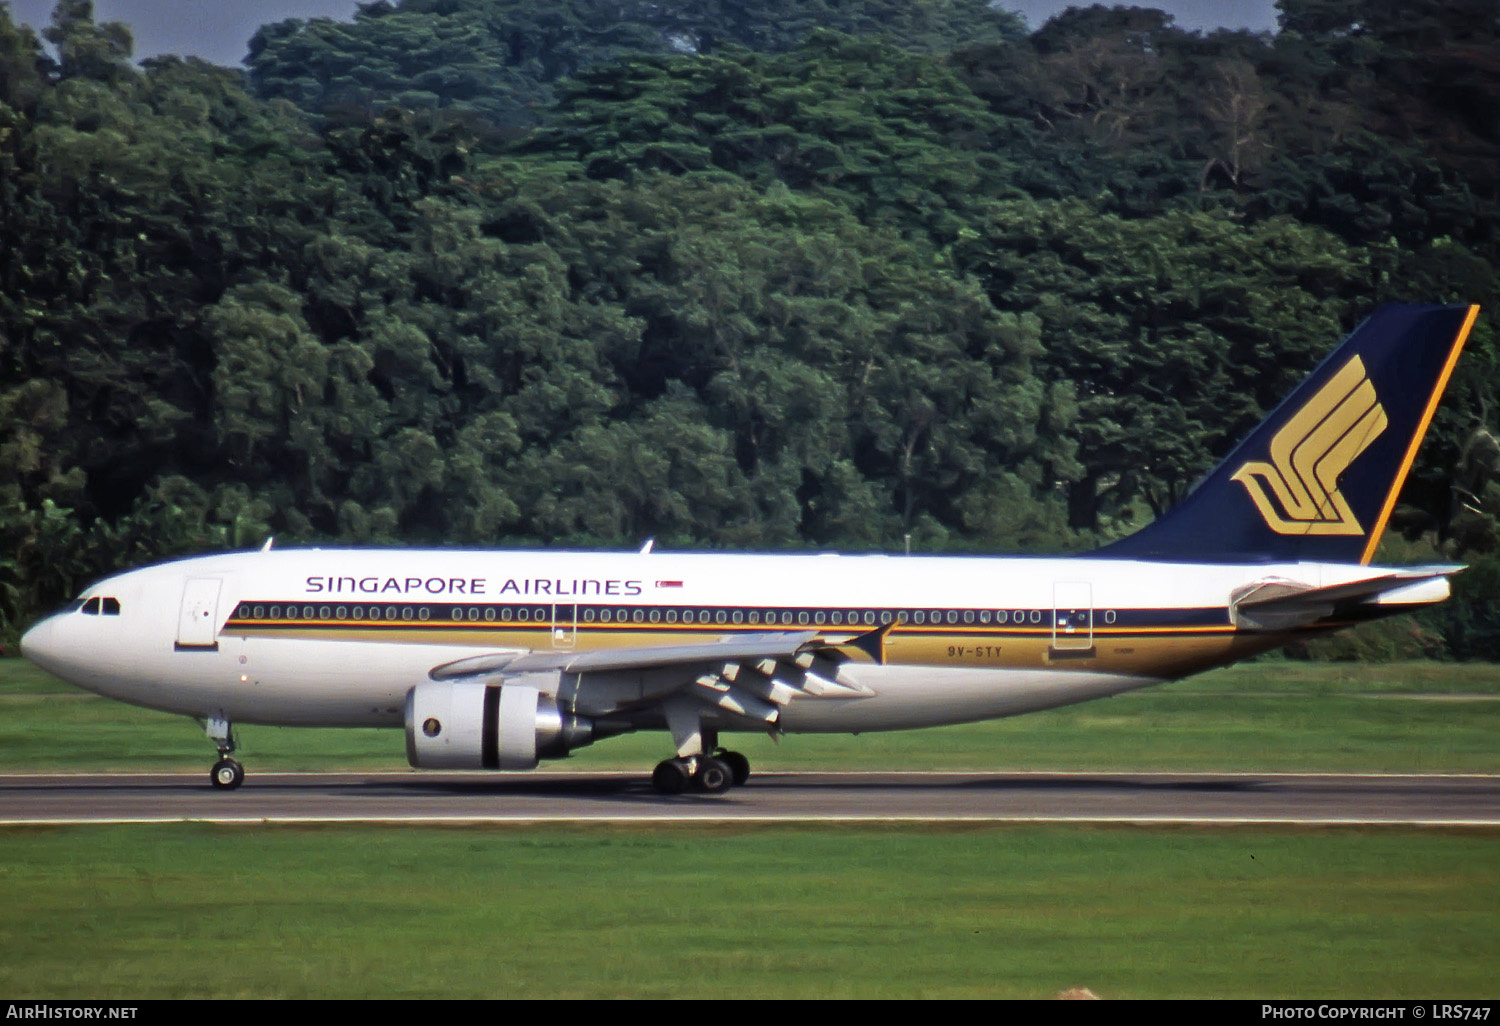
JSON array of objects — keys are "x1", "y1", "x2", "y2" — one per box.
[
  {"x1": 78, "y1": 597, "x2": 121, "y2": 615},
  {"x1": 82, "y1": 597, "x2": 101, "y2": 615},
  {"x1": 102, "y1": 597, "x2": 121, "y2": 615}
]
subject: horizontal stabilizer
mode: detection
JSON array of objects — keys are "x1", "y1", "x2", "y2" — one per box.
[{"x1": 1231, "y1": 566, "x2": 1461, "y2": 630}]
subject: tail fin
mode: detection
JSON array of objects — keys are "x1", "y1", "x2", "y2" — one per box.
[{"x1": 1098, "y1": 303, "x2": 1480, "y2": 564}]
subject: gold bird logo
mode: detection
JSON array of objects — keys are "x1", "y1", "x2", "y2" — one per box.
[{"x1": 1232, "y1": 356, "x2": 1387, "y2": 536}]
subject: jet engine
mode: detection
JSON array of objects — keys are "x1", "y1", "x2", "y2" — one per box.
[{"x1": 404, "y1": 681, "x2": 594, "y2": 770}]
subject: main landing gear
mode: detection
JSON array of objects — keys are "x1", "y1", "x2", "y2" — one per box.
[
  {"x1": 650, "y1": 750, "x2": 752, "y2": 795},
  {"x1": 652, "y1": 703, "x2": 753, "y2": 795},
  {"x1": 204, "y1": 715, "x2": 244, "y2": 791}
]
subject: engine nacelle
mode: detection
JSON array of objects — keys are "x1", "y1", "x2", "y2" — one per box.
[{"x1": 404, "y1": 681, "x2": 594, "y2": 770}]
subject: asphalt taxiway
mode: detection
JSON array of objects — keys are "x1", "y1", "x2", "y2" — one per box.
[{"x1": 2, "y1": 770, "x2": 1498, "y2": 825}]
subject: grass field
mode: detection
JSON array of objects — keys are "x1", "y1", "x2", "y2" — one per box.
[
  {"x1": 3, "y1": 657, "x2": 1498, "y2": 774},
  {"x1": 0, "y1": 822, "x2": 1495, "y2": 999}
]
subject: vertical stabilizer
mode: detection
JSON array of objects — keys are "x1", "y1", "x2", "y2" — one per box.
[{"x1": 1097, "y1": 304, "x2": 1479, "y2": 564}]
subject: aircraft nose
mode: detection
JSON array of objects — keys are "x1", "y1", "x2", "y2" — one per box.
[{"x1": 19, "y1": 615, "x2": 65, "y2": 675}]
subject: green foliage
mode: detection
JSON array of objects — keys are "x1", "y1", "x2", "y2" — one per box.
[
  {"x1": 532, "y1": 32, "x2": 1029, "y2": 244},
  {"x1": 0, "y1": 0, "x2": 1498, "y2": 659},
  {"x1": 247, "y1": 0, "x2": 1024, "y2": 128},
  {"x1": 491, "y1": 174, "x2": 1066, "y2": 549},
  {"x1": 1426, "y1": 555, "x2": 1500, "y2": 660},
  {"x1": 954, "y1": 200, "x2": 1369, "y2": 530}
]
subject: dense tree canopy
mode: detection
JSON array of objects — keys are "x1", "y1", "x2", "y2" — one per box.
[
  {"x1": 246, "y1": 0, "x2": 1026, "y2": 129},
  {"x1": 2, "y1": 0, "x2": 1499, "y2": 657}
]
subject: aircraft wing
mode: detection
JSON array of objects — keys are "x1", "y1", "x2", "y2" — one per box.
[
  {"x1": 1231, "y1": 565, "x2": 1463, "y2": 630},
  {"x1": 427, "y1": 629, "x2": 873, "y2": 727}
]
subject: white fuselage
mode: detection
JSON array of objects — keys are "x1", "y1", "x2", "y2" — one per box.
[{"x1": 19, "y1": 547, "x2": 1422, "y2": 736}]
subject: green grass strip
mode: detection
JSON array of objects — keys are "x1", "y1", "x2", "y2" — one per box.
[{"x1": 0, "y1": 823, "x2": 1494, "y2": 999}]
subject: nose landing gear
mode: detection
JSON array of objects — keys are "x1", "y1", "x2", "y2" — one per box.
[
  {"x1": 203, "y1": 715, "x2": 244, "y2": 790},
  {"x1": 211, "y1": 757, "x2": 244, "y2": 790}
]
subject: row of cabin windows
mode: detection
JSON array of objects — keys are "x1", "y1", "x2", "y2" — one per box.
[{"x1": 234, "y1": 603, "x2": 1120, "y2": 627}]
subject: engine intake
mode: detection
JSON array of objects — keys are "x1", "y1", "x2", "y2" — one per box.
[{"x1": 405, "y1": 681, "x2": 594, "y2": 770}]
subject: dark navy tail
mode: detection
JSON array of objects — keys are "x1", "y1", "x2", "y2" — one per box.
[{"x1": 1098, "y1": 304, "x2": 1479, "y2": 564}]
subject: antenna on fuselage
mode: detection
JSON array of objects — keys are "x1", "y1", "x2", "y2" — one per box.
[
  {"x1": 260, "y1": 537, "x2": 274, "y2": 552},
  {"x1": 638, "y1": 538, "x2": 655, "y2": 554}
]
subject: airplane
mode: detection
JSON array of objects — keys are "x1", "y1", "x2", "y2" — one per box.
[{"x1": 19, "y1": 303, "x2": 1481, "y2": 795}]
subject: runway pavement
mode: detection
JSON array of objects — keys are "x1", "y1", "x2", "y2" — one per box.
[{"x1": 2, "y1": 770, "x2": 1499, "y2": 825}]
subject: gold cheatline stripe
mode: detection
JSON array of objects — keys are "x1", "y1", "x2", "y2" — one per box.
[{"x1": 1360, "y1": 304, "x2": 1481, "y2": 565}]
